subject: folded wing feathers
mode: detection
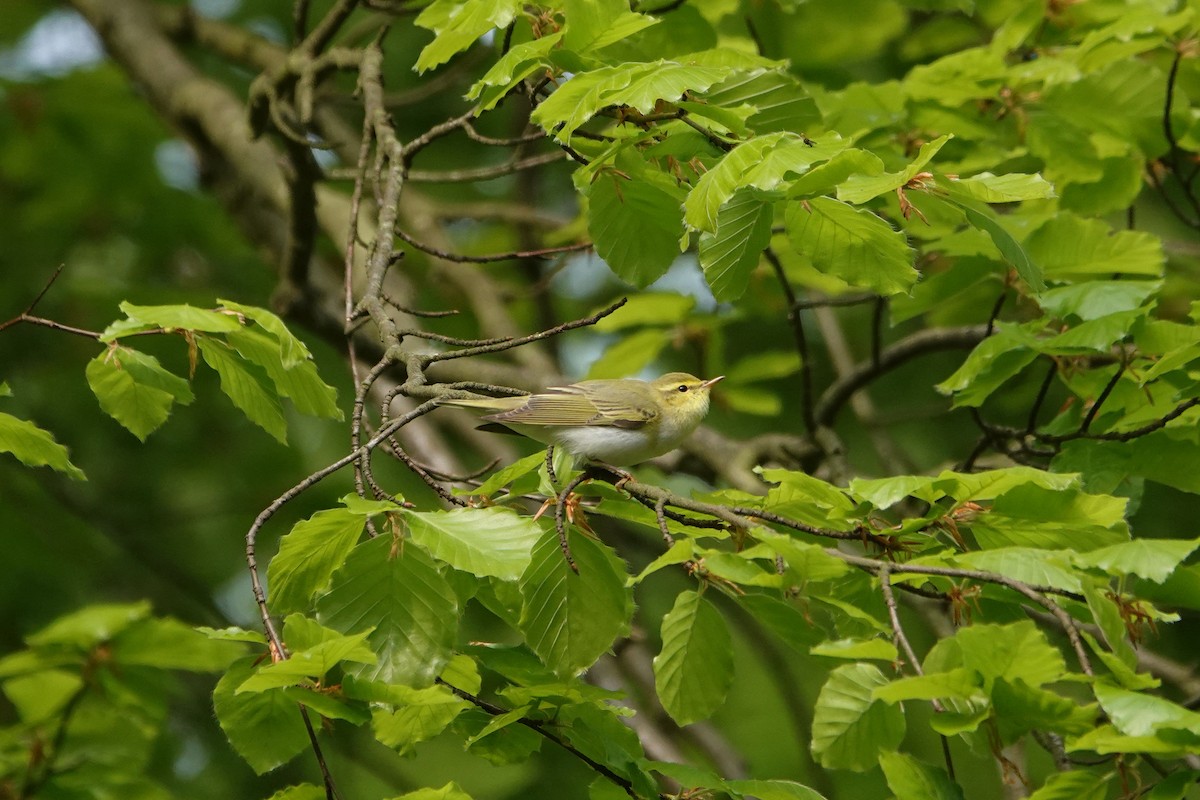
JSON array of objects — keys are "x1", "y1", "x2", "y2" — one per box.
[{"x1": 484, "y1": 385, "x2": 657, "y2": 429}]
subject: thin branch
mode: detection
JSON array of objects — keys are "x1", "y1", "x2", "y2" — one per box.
[
  {"x1": 406, "y1": 151, "x2": 568, "y2": 183},
  {"x1": 1037, "y1": 396, "x2": 1200, "y2": 444},
  {"x1": 814, "y1": 326, "x2": 989, "y2": 427},
  {"x1": 764, "y1": 248, "x2": 815, "y2": 434},
  {"x1": 244, "y1": 402, "x2": 440, "y2": 654},
  {"x1": 1078, "y1": 361, "x2": 1125, "y2": 434},
  {"x1": 880, "y1": 564, "x2": 927, "y2": 678},
  {"x1": 1025, "y1": 360, "x2": 1058, "y2": 435},
  {"x1": 0, "y1": 266, "x2": 102, "y2": 339},
  {"x1": 438, "y1": 680, "x2": 648, "y2": 800},
  {"x1": 422, "y1": 298, "x2": 626, "y2": 364},
  {"x1": 299, "y1": 704, "x2": 343, "y2": 800},
  {"x1": 792, "y1": 293, "x2": 879, "y2": 311},
  {"x1": 395, "y1": 226, "x2": 592, "y2": 264}
]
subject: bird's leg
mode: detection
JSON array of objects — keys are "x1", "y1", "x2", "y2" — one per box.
[
  {"x1": 587, "y1": 461, "x2": 633, "y2": 490},
  {"x1": 554, "y1": 471, "x2": 591, "y2": 574}
]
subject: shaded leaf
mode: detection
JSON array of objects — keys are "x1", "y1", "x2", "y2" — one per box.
[
  {"x1": 811, "y1": 663, "x2": 905, "y2": 770},
  {"x1": 213, "y1": 657, "x2": 308, "y2": 774},
  {"x1": 197, "y1": 337, "x2": 287, "y2": 443},
  {"x1": 653, "y1": 590, "x2": 734, "y2": 725},
  {"x1": 268, "y1": 508, "x2": 365, "y2": 615},
  {"x1": 698, "y1": 190, "x2": 774, "y2": 301},
  {"x1": 518, "y1": 529, "x2": 633, "y2": 677},
  {"x1": 878, "y1": 751, "x2": 964, "y2": 800},
  {"x1": 588, "y1": 172, "x2": 685, "y2": 287},
  {"x1": 317, "y1": 536, "x2": 459, "y2": 687}
]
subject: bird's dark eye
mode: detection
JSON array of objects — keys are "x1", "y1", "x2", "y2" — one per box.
[{"x1": 677, "y1": 385, "x2": 688, "y2": 393}]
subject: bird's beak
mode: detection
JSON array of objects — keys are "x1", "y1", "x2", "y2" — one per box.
[{"x1": 701, "y1": 376, "x2": 725, "y2": 389}]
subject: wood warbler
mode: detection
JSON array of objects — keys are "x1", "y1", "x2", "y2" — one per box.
[{"x1": 440, "y1": 372, "x2": 723, "y2": 466}]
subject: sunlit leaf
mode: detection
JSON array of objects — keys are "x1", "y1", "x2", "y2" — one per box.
[
  {"x1": 404, "y1": 507, "x2": 542, "y2": 581},
  {"x1": 0, "y1": 410, "x2": 85, "y2": 479},
  {"x1": 784, "y1": 196, "x2": 916, "y2": 295},
  {"x1": 414, "y1": 0, "x2": 521, "y2": 73}
]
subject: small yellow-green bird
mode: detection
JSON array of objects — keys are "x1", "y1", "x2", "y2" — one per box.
[{"x1": 440, "y1": 372, "x2": 724, "y2": 466}]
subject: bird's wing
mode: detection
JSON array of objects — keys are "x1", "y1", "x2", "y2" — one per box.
[{"x1": 483, "y1": 385, "x2": 658, "y2": 429}]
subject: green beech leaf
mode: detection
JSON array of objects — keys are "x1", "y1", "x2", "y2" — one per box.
[
  {"x1": 28, "y1": 601, "x2": 152, "y2": 648},
  {"x1": 1026, "y1": 214, "x2": 1164, "y2": 278},
  {"x1": 267, "y1": 508, "x2": 365, "y2": 615},
  {"x1": 218, "y1": 299, "x2": 312, "y2": 367},
  {"x1": 1027, "y1": 772, "x2": 1112, "y2": 800},
  {"x1": 993, "y1": 679, "x2": 1097, "y2": 742},
  {"x1": 1093, "y1": 683, "x2": 1200, "y2": 738},
  {"x1": 468, "y1": 33, "x2": 562, "y2": 111},
  {"x1": 563, "y1": 0, "x2": 658, "y2": 52},
  {"x1": 702, "y1": 69, "x2": 821, "y2": 135},
  {"x1": 587, "y1": 328, "x2": 670, "y2": 378},
  {"x1": 953, "y1": 621, "x2": 1067, "y2": 688},
  {"x1": 403, "y1": 507, "x2": 542, "y2": 581},
  {"x1": 265, "y1": 784, "x2": 326, "y2": 800},
  {"x1": 112, "y1": 617, "x2": 245, "y2": 671},
  {"x1": 100, "y1": 301, "x2": 243, "y2": 340},
  {"x1": 225, "y1": 328, "x2": 341, "y2": 420},
  {"x1": 878, "y1": 751, "x2": 964, "y2": 800},
  {"x1": 685, "y1": 133, "x2": 843, "y2": 232},
  {"x1": 385, "y1": 782, "x2": 474, "y2": 800},
  {"x1": 811, "y1": 638, "x2": 898, "y2": 661},
  {"x1": 930, "y1": 188, "x2": 1044, "y2": 291},
  {"x1": 653, "y1": 590, "x2": 735, "y2": 725},
  {"x1": 317, "y1": 536, "x2": 459, "y2": 687},
  {"x1": 872, "y1": 668, "x2": 983, "y2": 704},
  {"x1": 86, "y1": 347, "x2": 189, "y2": 441},
  {"x1": 698, "y1": 190, "x2": 774, "y2": 301},
  {"x1": 1037, "y1": 280, "x2": 1160, "y2": 322},
  {"x1": 372, "y1": 685, "x2": 471, "y2": 755},
  {"x1": 786, "y1": 148, "x2": 885, "y2": 198},
  {"x1": 784, "y1": 196, "x2": 916, "y2": 295},
  {"x1": 948, "y1": 548, "x2": 1083, "y2": 594},
  {"x1": 531, "y1": 62, "x2": 727, "y2": 142},
  {"x1": 213, "y1": 657, "x2": 309, "y2": 774},
  {"x1": 837, "y1": 134, "x2": 951, "y2": 203},
  {"x1": 594, "y1": 293, "x2": 695, "y2": 331},
  {"x1": 3, "y1": 670, "x2": 82, "y2": 724},
  {"x1": 197, "y1": 337, "x2": 287, "y2": 443},
  {"x1": 969, "y1": 484, "x2": 1129, "y2": 551},
  {"x1": 237, "y1": 620, "x2": 375, "y2": 693},
  {"x1": 414, "y1": 0, "x2": 521, "y2": 73},
  {"x1": 0, "y1": 411, "x2": 85, "y2": 479},
  {"x1": 518, "y1": 529, "x2": 632, "y2": 677},
  {"x1": 588, "y1": 173, "x2": 685, "y2": 287},
  {"x1": 724, "y1": 779, "x2": 829, "y2": 800},
  {"x1": 811, "y1": 663, "x2": 905, "y2": 770},
  {"x1": 935, "y1": 321, "x2": 1042, "y2": 406},
  {"x1": 737, "y1": 595, "x2": 825, "y2": 653},
  {"x1": 1073, "y1": 538, "x2": 1200, "y2": 583},
  {"x1": 1083, "y1": 582, "x2": 1138, "y2": 670},
  {"x1": 943, "y1": 172, "x2": 1055, "y2": 202},
  {"x1": 470, "y1": 451, "x2": 546, "y2": 498}
]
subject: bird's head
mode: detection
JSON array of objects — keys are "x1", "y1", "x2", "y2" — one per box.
[{"x1": 650, "y1": 372, "x2": 724, "y2": 427}]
